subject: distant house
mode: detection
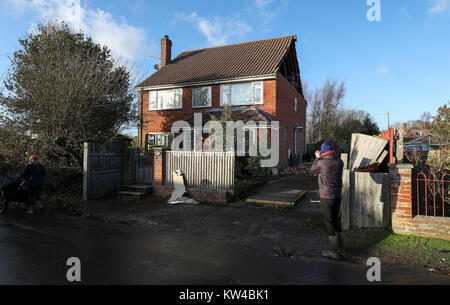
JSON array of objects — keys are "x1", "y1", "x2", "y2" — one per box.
[
  {"x1": 402, "y1": 124, "x2": 435, "y2": 152},
  {"x1": 135, "y1": 35, "x2": 307, "y2": 168}
]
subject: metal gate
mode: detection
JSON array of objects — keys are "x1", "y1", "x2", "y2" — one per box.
[
  {"x1": 135, "y1": 153, "x2": 153, "y2": 184},
  {"x1": 416, "y1": 172, "x2": 449, "y2": 217}
]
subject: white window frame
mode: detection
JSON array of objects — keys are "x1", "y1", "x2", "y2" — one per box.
[
  {"x1": 220, "y1": 81, "x2": 264, "y2": 106},
  {"x1": 294, "y1": 97, "x2": 298, "y2": 112},
  {"x1": 147, "y1": 132, "x2": 173, "y2": 149},
  {"x1": 192, "y1": 86, "x2": 212, "y2": 108},
  {"x1": 148, "y1": 89, "x2": 183, "y2": 111}
]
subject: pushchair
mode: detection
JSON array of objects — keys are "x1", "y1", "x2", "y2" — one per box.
[{"x1": 0, "y1": 177, "x2": 29, "y2": 214}]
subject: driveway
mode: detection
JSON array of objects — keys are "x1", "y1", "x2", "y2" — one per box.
[{"x1": 0, "y1": 206, "x2": 449, "y2": 285}]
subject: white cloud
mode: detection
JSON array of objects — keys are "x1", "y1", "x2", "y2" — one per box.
[
  {"x1": 254, "y1": 0, "x2": 277, "y2": 21},
  {"x1": 377, "y1": 65, "x2": 389, "y2": 76},
  {"x1": 176, "y1": 12, "x2": 253, "y2": 46},
  {"x1": 4, "y1": 0, "x2": 148, "y2": 62},
  {"x1": 4, "y1": 0, "x2": 28, "y2": 14},
  {"x1": 428, "y1": 0, "x2": 450, "y2": 14}
]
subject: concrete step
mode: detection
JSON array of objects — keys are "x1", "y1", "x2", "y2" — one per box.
[
  {"x1": 117, "y1": 184, "x2": 153, "y2": 197},
  {"x1": 117, "y1": 190, "x2": 147, "y2": 197},
  {"x1": 123, "y1": 184, "x2": 153, "y2": 191}
]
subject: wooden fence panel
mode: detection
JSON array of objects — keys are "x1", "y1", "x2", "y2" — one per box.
[
  {"x1": 341, "y1": 171, "x2": 390, "y2": 230},
  {"x1": 165, "y1": 151, "x2": 235, "y2": 191},
  {"x1": 135, "y1": 153, "x2": 153, "y2": 184},
  {"x1": 83, "y1": 142, "x2": 123, "y2": 201}
]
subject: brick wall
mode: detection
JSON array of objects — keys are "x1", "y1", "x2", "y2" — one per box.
[
  {"x1": 276, "y1": 73, "x2": 307, "y2": 168},
  {"x1": 388, "y1": 163, "x2": 450, "y2": 240},
  {"x1": 152, "y1": 147, "x2": 166, "y2": 197}
]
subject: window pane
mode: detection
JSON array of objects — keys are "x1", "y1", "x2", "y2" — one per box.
[
  {"x1": 252, "y1": 82, "x2": 263, "y2": 104},
  {"x1": 231, "y1": 83, "x2": 252, "y2": 105},
  {"x1": 162, "y1": 90, "x2": 175, "y2": 109},
  {"x1": 193, "y1": 87, "x2": 211, "y2": 107},
  {"x1": 167, "y1": 134, "x2": 174, "y2": 148},
  {"x1": 149, "y1": 91, "x2": 157, "y2": 110},
  {"x1": 221, "y1": 84, "x2": 231, "y2": 105},
  {"x1": 174, "y1": 89, "x2": 182, "y2": 109}
]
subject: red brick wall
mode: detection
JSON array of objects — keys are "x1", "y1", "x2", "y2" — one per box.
[
  {"x1": 275, "y1": 73, "x2": 307, "y2": 168},
  {"x1": 152, "y1": 148, "x2": 166, "y2": 196},
  {"x1": 388, "y1": 163, "x2": 450, "y2": 240}
]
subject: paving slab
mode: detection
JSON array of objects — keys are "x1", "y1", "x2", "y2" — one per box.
[{"x1": 246, "y1": 190, "x2": 307, "y2": 207}]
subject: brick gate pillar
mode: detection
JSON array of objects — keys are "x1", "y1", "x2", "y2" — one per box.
[
  {"x1": 152, "y1": 147, "x2": 167, "y2": 197},
  {"x1": 388, "y1": 163, "x2": 414, "y2": 234}
]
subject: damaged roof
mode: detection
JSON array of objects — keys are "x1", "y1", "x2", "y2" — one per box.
[{"x1": 136, "y1": 36, "x2": 297, "y2": 89}]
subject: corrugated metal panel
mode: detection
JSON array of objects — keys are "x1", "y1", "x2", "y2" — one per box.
[{"x1": 165, "y1": 151, "x2": 234, "y2": 191}]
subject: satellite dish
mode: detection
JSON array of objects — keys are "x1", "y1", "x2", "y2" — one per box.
[{"x1": 154, "y1": 64, "x2": 161, "y2": 71}]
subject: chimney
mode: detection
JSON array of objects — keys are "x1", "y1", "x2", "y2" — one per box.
[
  {"x1": 160, "y1": 35, "x2": 172, "y2": 68},
  {"x1": 403, "y1": 123, "x2": 407, "y2": 134}
]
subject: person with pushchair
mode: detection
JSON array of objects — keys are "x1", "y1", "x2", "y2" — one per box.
[
  {"x1": 310, "y1": 140, "x2": 345, "y2": 259},
  {"x1": 18, "y1": 155, "x2": 46, "y2": 215}
]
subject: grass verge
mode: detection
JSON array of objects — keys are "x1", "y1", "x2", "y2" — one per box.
[{"x1": 344, "y1": 228, "x2": 450, "y2": 275}]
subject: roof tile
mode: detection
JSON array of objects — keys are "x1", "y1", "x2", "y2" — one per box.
[{"x1": 136, "y1": 36, "x2": 297, "y2": 88}]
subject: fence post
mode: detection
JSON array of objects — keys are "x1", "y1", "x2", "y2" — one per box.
[
  {"x1": 341, "y1": 170, "x2": 350, "y2": 231},
  {"x1": 122, "y1": 148, "x2": 137, "y2": 186},
  {"x1": 83, "y1": 142, "x2": 90, "y2": 202},
  {"x1": 388, "y1": 163, "x2": 414, "y2": 234}
]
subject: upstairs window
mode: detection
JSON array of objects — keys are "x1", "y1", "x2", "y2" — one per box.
[
  {"x1": 221, "y1": 81, "x2": 263, "y2": 106},
  {"x1": 149, "y1": 89, "x2": 182, "y2": 110},
  {"x1": 193, "y1": 86, "x2": 212, "y2": 108},
  {"x1": 294, "y1": 97, "x2": 298, "y2": 112}
]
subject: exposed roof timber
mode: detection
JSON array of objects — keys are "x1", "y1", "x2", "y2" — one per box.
[{"x1": 277, "y1": 43, "x2": 303, "y2": 96}]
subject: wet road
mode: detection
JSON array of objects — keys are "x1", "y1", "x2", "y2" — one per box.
[{"x1": 0, "y1": 209, "x2": 448, "y2": 285}]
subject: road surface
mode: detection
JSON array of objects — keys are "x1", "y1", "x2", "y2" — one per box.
[{"x1": 0, "y1": 208, "x2": 448, "y2": 285}]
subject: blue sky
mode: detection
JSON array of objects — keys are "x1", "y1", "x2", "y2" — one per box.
[{"x1": 0, "y1": 0, "x2": 449, "y2": 133}]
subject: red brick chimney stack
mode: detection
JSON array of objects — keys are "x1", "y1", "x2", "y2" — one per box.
[{"x1": 161, "y1": 35, "x2": 172, "y2": 68}]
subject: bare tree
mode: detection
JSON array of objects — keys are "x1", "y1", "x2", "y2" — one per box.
[{"x1": 305, "y1": 78, "x2": 346, "y2": 143}]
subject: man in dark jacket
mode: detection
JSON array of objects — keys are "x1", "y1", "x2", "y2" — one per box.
[
  {"x1": 18, "y1": 155, "x2": 46, "y2": 214},
  {"x1": 310, "y1": 140, "x2": 345, "y2": 259}
]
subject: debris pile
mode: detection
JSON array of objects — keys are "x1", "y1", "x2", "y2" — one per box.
[
  {"x1": 168, "y1": 170, "x2": 199, "y2": 205},
  {"x1": 349, "y1": 133, "x2": 390, "y2": 172},
  {"x1": 281, "y1": 163, "x2": 312, "y2": 175}
]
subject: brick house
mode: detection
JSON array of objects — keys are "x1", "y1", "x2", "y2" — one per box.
[
  {"x1": 135, "y1": 35, "x2": 307, "y2": 169},
  {"x1": 401, "y1": 124, "x2": 436, "y2": 152}
]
